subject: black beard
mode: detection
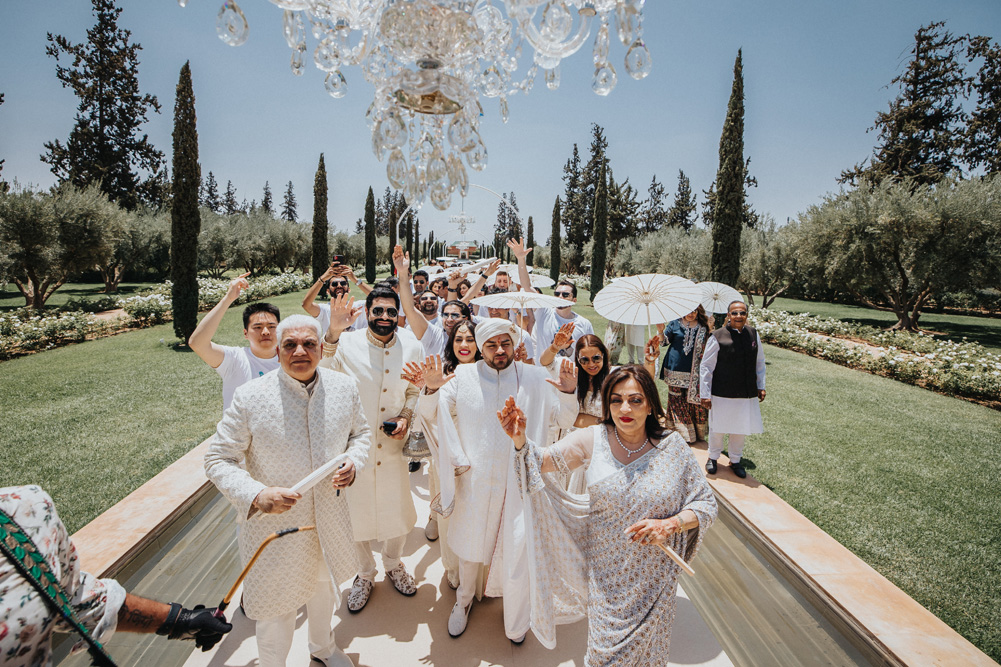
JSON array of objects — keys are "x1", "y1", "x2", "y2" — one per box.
[
  {"x1": 369, "y1": 320, "x2": 397, "y2": 336},
  {"x1": 331, "y1": 287, "x2": 348, "y2": 298},
  {"x1": 420, "y1": 304, "x2": 438, "y2": 315},
  {"x1": 487, "y1": 355, "x2": 512, "y2": 371}
]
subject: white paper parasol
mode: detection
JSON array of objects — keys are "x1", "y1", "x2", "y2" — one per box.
[
  {"x1": 528, "y1": 274, "x2": 555, "y2": 289},
  {"x1": 472, "y1": 292, "x2": 572, "y2": 310},
  {"x1": 593, "y1": 274, "x2": 703, "y2": 326},
  {"x1": 699, "y1": 281, "x2": 743, "y2": 315},
  {"x1": 417, "y1": 265, "x2": 445, "y2": 275}
]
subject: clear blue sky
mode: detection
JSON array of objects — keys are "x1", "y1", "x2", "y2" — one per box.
[{"x1": 1, "y1": 1, "x2": 998, "y2": 246}]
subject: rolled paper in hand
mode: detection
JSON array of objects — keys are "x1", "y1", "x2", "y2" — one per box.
[
  {"x1": 658, "y1": 543, "x2": 696, "y2": 577},
  {"x1": 249, "y1": 454, "x2": 350, "y2": 518}
]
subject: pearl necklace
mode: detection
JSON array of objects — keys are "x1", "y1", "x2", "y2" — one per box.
[{"x1": 613, "y1": 427, "x2": 649, "y2": 458}]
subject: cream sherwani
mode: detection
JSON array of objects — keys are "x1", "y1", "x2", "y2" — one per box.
[
  {"x1": 438, "y1": 360, "x2": 577, "y2": 638},
  {"x1": 203, "y1": 367, "x2": 371, "y2": 620},
  {"x1": 320, "y1": 328, "x2": 422, "y2": 543}
]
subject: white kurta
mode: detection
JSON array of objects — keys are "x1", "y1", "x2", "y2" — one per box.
[
  {"x1": 437, "y1": 361, "x2": 577, "y2": 565},
  {"x1": 320, "y1": 328, "x2": 422, "y2": 542},
  {"x1": 699, "y1": 332, "x2": 766, "y2": 434},
  {"x1": 204, "y1": 368, "x2": 371, "y2": 620}
]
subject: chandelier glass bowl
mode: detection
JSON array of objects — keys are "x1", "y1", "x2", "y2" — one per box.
[{"x1": 203, "y1": 0, "x2": 652, "y2": 210}]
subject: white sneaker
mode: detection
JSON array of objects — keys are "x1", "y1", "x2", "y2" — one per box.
[
  {"x1": 425, "y1": 518, "x2": 439, "y2": 541},
  {"x1": 311, "y1": 646, "x2": 354, "y2": 667},
  {"x1": 448, "y1": 601, "x2": 471, "y2": 637}
]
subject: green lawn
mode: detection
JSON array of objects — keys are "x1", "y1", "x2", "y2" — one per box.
[
  {"x1": 768, "y1": 295, "x2": 1001, "y2": 353},
  {"x1": 1, "y1": 282, "x2": 998, "y2": 660},
  {"x1": 0, "y1": 282, "x2": 159, "y2": 312},
  {"x1": 0, "y1": 288, "x2": 312, "y2": 532}
]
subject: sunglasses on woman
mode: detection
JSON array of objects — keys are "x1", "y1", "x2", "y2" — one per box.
[
  {"x1": 370, "y1": 307, "x2": 399, "y2": 318},
  {"x1": 578, "y1": 354, "x2": 603, "y2": 366}
]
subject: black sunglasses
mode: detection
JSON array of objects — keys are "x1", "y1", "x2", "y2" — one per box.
[
  {"x1": 554, "y1": 291, "x2": 573, "y2": 298},
  {"x1": 729, "y1": 310, "x2": 748, "y2": 316},
  {"x1": 329, "y1": 280, "x2": 349, "y2": 287},
  {"x1": 370, "y1": 307, "x2": 399, "y2": 318},
  {"x1": 578, "y1": 354, "x2": 603, "y2": 366}
]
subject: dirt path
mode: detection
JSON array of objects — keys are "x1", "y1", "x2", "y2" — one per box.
[{"x1": 92, "y1": 308, "x2": 127, "y2": 321}]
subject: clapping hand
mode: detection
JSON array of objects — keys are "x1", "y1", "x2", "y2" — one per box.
[
  {"x1": 225, "y1": 272, "x2": 251, "y2": 302},
  {"x1": 546, "y1": 358, "x2": 578, "y2": 393},
  {"x1": 422, "y1": 355, "x2": 455, "y2": 391},
  {"x1": 497, "y1": 395, "x2": 527, "y2": 450},
  {"x1": 551, "y1": 322, "x2": 575, "y2": 351},
  {"x1": 645, "y1": 335, "x2": 661, "y2": 362}
]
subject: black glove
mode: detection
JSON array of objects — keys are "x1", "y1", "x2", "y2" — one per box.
[{"x1": 157, "y1": 603, "x2": 233, "y2": 652}]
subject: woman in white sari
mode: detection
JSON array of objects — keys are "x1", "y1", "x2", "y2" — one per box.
[{"x1": 499, "y1": 365, "x2": 717, "y2": 665}]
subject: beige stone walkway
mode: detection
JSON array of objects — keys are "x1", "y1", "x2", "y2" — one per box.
[{"x1": 184, "y1": 468, "x2": 732, "y2": 667}]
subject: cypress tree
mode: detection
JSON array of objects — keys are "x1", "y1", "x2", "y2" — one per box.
[
  {"x1": 311, "y1": 153, "x2": 328, "y2": 283},
  {"x1": 413, "y1": 218, "x2": 420, "y2": 263},
  {"x1": 710, "y1": 50, "x2": 746, "y2": 289},
  {"x1": 170, "y1": 61, "x2": 200, "y2": 342},
  {"x1": 388, "y1": 201, "x2": 398, "y2": 272},
  {"x1": 526, "y1": 215, "x2": 535, "y2": 265},
  {"x1": 590, "y1": 161, "x2": 608, "y2": 300},
  {"x1": 261, "y1": 181, "x2": 273, "y2": 214},
  {"x1": 364, "y1": 186, "x2": 376, "y2": 283},
  {"x1": 281, "y1": 181, "x2": 297, "y2": 222},
  {"x1": 550, "y1": 196, "x2": 561, "y2": 281},
  {"x1": 405, "y1": 210, "x2": 414, "y2": 263}
]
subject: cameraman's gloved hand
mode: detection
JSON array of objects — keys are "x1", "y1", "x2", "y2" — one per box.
[{"x1": 156, "y1": 603, "x2": 233, "y2": 651}]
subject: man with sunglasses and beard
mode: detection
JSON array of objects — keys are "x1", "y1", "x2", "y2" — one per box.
[
  {"x1": 319, "y1": 287, "x2": 423, "y2": 613},
  {"x1": 302, "y1": 262, "x2": 367, "y2": 334},
  {"x1": 699, "y1": 300, "x2": 766, "y2": 479}
]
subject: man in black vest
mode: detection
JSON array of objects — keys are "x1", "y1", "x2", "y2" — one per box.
[{"x1": 699, "y1": 300, "x2": 766, "y2": 479}]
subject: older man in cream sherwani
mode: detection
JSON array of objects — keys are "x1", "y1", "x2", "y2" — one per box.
[
  {"x1": 320, "y1": 287, "x2": 423, "y2": 612},
  {"x1": 436, "y1": 318, "x2": 579, "y2": 642},
  {"x1": 205, "y1": 314, "x2": 370, "y2": 667}
]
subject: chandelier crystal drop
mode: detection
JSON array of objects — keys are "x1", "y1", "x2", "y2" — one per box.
[{"x1": 203, "y1": 0, "x2": 652, "y2": 210}]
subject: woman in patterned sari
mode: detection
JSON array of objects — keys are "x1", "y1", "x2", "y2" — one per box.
[
  {"x1": 500, "y1": 365, "x2": 717, "y2": 665},
  {"x1": 644, "y1": 305, "x2": 712, "y2": 443}
]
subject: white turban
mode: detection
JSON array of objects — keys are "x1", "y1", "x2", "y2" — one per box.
[{"x1": 474, "y1": 317, "x2": 521, "y2": 349}]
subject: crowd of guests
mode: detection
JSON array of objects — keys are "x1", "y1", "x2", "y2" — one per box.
[{"x1": 0, "y1": 237, "x2": 767, "y2": 667}]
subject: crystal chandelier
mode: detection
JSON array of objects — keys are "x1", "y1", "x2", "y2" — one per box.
[{"x1": 205, "y1": 0, "x2": 652, "y2": 211}]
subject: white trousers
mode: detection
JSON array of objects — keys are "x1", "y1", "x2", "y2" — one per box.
[
  {"x1": 455, "y1": 558, "x2": 482, "y2": 608},
  {"x1": 353, "y1": 535, "x2": 407, "y2": 580},
  {"x1": 255, "y1": 570, "x2": 338, "y2": 667},
  {"x1": 709, "y1": 432, "x2": 746, "y2": 464}
]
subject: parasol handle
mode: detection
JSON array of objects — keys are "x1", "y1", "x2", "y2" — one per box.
[
  {"x1": 215, "y1": 525, "x2": 317, "y2": 619},
  {"x1": 658, "y1": 542, "x2": 696, "y2": 576}
]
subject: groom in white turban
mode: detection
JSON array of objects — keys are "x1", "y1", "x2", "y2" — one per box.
[{"x1": 433, "y1": 318, "x2": 578, "y2": 641}]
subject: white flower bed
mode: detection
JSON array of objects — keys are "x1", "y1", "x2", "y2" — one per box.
[
  {"x1": 752, "y1": 309, "x2": 1001, "y2": 402},
  {"x1": 2, "y1": 272, "x2": 313, "y2": 359}
]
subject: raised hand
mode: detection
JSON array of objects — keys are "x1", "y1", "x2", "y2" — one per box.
[
  {"x1": 327, "y1": 293, "x2": 363, "y2": 335},
  {"x1": 645, "y1": 335, "x2": 661, "y2": 362},
  {"x1": 496, "y1": 395, "x2": 527, "y2": 450},
  {"x1": 423, "y1": 355, "x2": 455, "y2": 391},
  {"x1": 546, "y1": 358, "x2": 578, "y2": 393},
  {"x1": 319, "y1": 263, "x2": 338, "y2": 282},
  {"x1": 551, "y1": 322, "x2": 575, "y2": 351},
  {"x1": 514, "y1": 341, "x2": 528, "y2": 362},
  {"x1": 447, "y1": 270, "x2": 463, "y2": 288},
  {"x1": 506, "y1": 237, "x2": 531, "y2": 260},
  {"x1": 401, "y1": 361, "x2": 426, "y2": 389},
  {"x1": 484, "y1": 258, "x2": 502, "y2": 276},
  {"x1": 392, "y1": 245, "x2": 410, "y2": 278},
  {"x1": 225, "y1": 272, "x2": 251, "y2": 301}
]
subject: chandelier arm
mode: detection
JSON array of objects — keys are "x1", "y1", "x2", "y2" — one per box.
[{"x1": 514, "y1": 7, "x2": 592, "y2": 60}]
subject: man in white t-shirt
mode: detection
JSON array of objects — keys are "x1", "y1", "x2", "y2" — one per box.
[
  {"x1": 302, "y1": 264, "x2": 367, "y2": 334},
  {"x1": 189, "y1": 273, "x2": 282, "y2": 411},
  {"x1": 507, "y1": 239, "x2": 594, "y2": 358}
]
